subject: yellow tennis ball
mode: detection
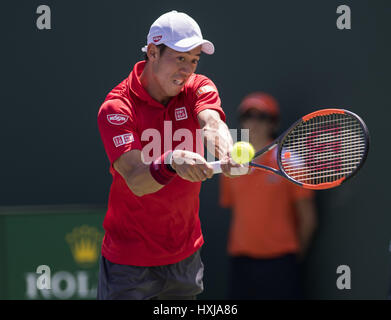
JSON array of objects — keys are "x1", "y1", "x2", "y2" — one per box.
[{"x1": 231, "y1": 141, "x2": 255, "y2": 164}]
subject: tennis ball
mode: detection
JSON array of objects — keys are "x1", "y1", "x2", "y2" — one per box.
[{"x1": 231, "y1": 141, "x2": 255, "y2": 164}]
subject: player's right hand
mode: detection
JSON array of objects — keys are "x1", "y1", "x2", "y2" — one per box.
[
  {"x1": 171, "y1": 150, "x2": 214, "y2": 182},
  {"x1": 220, "y1": 155, "x2": 250, "y2": 177}
]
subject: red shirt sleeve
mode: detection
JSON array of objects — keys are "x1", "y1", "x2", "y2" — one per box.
[
  {"x1": 191, "y1": 75, "x2": 226, "y2": 122},
  {"x1": 97, "y1": 99, "x2": 142, "y2": 165}
]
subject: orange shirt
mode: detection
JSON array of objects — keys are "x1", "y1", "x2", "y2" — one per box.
[{"x1": 219, "y1": 148, "x2": 314, "y2": 258}]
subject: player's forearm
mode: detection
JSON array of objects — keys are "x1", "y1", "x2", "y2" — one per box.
[
  {"x1": 200, "y1": 113, "x2": 233, "y2": 160},
  {"x1": 114, "y1": 150, "x2": 168, "y2": 197},
  {"x1": 125, "y1": 165, "x2": 165, "y2": 197}
]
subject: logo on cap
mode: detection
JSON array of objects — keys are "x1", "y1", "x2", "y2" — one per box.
[{"x1": 153, "y1": 35, "x2": 162, "y2": 42}]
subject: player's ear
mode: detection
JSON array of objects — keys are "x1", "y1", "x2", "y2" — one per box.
[{"x1": 147, "y1": 44, "x2": 159, "y2": 61}]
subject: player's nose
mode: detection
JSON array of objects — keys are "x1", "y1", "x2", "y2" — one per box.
[{"x1": 179, "y1": 64, "x2": 193, "y2": 76}]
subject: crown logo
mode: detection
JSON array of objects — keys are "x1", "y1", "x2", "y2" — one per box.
[{"x1": 66, "y1": 225, "x2": 103, "y2": 268}]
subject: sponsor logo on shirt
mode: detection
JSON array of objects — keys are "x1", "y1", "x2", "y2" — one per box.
[
  {"x1": 113, "y1": 133, "x2": 134, "y2": 148},
  {"x1": 107, "y1": 114, "x2": 129, "y2": 125},
  {"x1": 196, "y1": 85, "x2": 216, "y2": 97},
  {"x1": 174, "y1": 107, "x2": 188, "y2": 121},
  {"x1": 153, "y1": 35, "x2": 162, "y2": 42}
]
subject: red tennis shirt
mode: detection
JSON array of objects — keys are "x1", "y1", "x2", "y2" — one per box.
[{"x1": 97, "y1": 61, "x2": 225, "y2": 266}]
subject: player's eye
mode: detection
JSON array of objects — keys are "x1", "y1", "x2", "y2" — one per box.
[{"x1": 177, "y1": 56, "x2": 185, "y2": 62}]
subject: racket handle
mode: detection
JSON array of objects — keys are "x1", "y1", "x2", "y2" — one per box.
[{"x1": 209, "y1": 161, "x2": 222, "y2": 174}]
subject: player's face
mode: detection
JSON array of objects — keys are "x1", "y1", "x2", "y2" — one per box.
[{"x1": 152, "y1": 46, "x2": 201, "y2": 100}]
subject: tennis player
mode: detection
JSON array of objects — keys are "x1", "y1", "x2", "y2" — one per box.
[{"x1": 97, "y1": 10, "x2": 242, "y2": 300}]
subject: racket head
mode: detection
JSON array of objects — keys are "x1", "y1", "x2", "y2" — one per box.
[{"x1": 276, "y1": 108, "x2": 370, "y2": 190}]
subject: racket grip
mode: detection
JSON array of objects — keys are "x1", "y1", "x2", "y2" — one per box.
[{"x1": 209, "y1": 161, "x2": 222, "y2": 174}]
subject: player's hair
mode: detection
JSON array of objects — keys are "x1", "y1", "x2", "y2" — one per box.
[{"x1": 144, "y1": 44, "x2": 167, "y2": 61}]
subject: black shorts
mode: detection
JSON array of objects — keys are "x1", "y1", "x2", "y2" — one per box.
[{"x1": 97, "y1": 250, "x2": 204, "y2": 300}]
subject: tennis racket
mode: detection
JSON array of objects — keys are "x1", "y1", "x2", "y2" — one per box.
[{"x1": 211, "y1": 108, "x2": 370, "y2": 190}]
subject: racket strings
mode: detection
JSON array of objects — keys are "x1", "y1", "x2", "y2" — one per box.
[
  {"x1": 283, "y1": 153, "x2": 364, "y2": 170},
  {"x1": 280, "y1": 113, "x2": 366, "y2": 185},
  {"x1": 283, "y1": 145, "x2": 365, "y2": 163},
  {"x1": 284, "y1": 127, "x2": 362, "y2": 146}
]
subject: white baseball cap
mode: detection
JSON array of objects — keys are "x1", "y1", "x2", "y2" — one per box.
[{"x1": 141, "y1": 10, "x2": 215, "y2": 55}]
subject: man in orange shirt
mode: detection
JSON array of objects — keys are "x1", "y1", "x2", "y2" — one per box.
[{"x1": 219, "y1": 92, "x2": 318, "y2": 299}]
